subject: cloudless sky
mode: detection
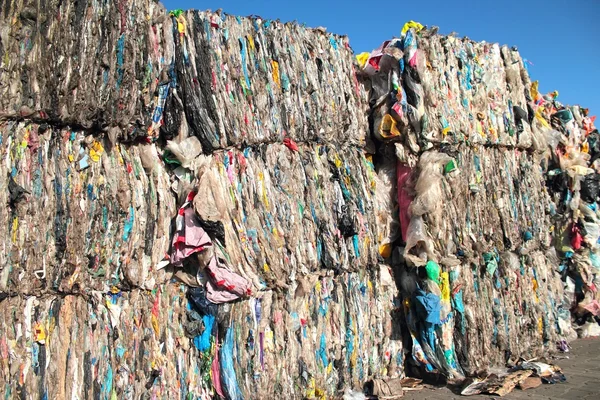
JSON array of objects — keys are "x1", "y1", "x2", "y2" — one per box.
[{"x1": 163, "y1": 0, "x2": 600, "y2": 115}]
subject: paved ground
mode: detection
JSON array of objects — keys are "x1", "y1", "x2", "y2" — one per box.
[{"x1": 403, "y1": 338, "x2": 600, "y2": 399}]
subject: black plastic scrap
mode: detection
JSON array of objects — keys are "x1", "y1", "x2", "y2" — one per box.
[{"x1": 8, "y1": 175, "x2": 29, "y2": 208}]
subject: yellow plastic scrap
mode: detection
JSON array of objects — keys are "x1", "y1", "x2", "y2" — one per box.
[
  {"x1": 176, "y1": 15, "x2": 186, "y2": 35},
  {"x1": 334, "y1": 154, "x2": 343, "y2": 168},
  {"x1": 379, "y1": 243, "x2": 392, "y2": 258},
  {"x1": 151, "y1": 314, "x2": 159, "y2": 336},
  {"x1": 264, "y1": 330, "x2": 274, "y2": 351},
  {"x1": 476, "y1": 120, "x2": 485, "y2": 138},
  {"x1": 582, "y1": 142, "x2": 589, "y2": 153},
  {"x1": 440, "y1": 272, "x2": 450, "y2": 302},
  {"x1": 350, "y1": 338, "x2": 358, "y2": 367},
  {"x1": 33, "y1": 322, "x2": 46, "y2": 344},
  {"x1": 534, "y1": 109, "x2": 550, "y2": 128},
  {"x1": 114, "y1": 145, "x2": 124, "y2": 165},
  {"x1": 21, "y1": 128, "x2": 29, "y2": 148},
  {"x1": 67, "y1": 266, "x2": 80, "y2": 288},
  {"x1": 271, "y1": 60, "x2": 281, "y2": 88},
  {"x1": 11, "y1": 217, "x2": 18, "y2": 244},
  {"x1": 401, "y1": 20, "x2": 424, "y2": 36},
  {"x1": 533, "y1": 278, "x2": 540, "y2": 303},
  {"x1": 315, "y1": 386, "x2": 326, "y2": 400},
  {"x1": 306, "y1": 378, "x2": 316, "y2": 399},
  {"x1": 530, "y1": 81, "x2": 539, "y2": 101},
  {"x1": 46, "y1": 316, "x2": 56, "y2": 346},
  {"x1": 356, "y1": 52, "x2": 370, "y2": 69},
  {"x1": 380, "y1": 114, "x2": 401, "y2": 138},
  {"x1": 489, "y1": 126, "x2": 497, "y2": 142},
  {"x1": 90, "y1": 141, "x2": 104, "y2": 162}
]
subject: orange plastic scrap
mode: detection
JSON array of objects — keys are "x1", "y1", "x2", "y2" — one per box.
[{"x1": 582, "y1": 142, "x2": 589, "y2": 153}]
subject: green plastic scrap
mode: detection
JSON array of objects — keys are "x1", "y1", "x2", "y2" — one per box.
[
  {"x1": 444, "y1": 160, "x2": 457, "y2": 174},
  {"x1": 162, "y1": 150, "x2": 182, "y2": 166},
  {"x1": 425, "y1": 260, "x2": 440, "y2": 283},
  {"x1": 169, "y1": 9, "x2": 185, "y2": 17},
  {"x1": 483, "y1": 252, "x2": 498, "y2": 276}
]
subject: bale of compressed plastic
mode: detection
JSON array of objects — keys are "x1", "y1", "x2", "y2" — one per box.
[
  {"x1": 397, "y1": 147, "x2": 566, "y2": 378},
  {"x1": 0, "y1": 0, "x2": 174, "y2": 141},
  {"x1": 0, "y1": 121, "x2": 176, "y2": 294},
  {"x1": 0, "y1": 3, "x2": 396, "y2": 398},
  {"x1": 167, "y1": 10, "x2": 368, "y2": 150}
]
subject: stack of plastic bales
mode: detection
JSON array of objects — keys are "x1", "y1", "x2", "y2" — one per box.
[
  {"x1": 0, "y1": 1, "x2": 402, "y2": 399},
  {"x1": 1, "y1": 0, "x2": 598, "y2": 398},
  {"x1": 357, "y1": 22, "x2": 581, "y2": 381},
  {"x1": 535, "y1": 89, "x2": 600, "y2": 339}
]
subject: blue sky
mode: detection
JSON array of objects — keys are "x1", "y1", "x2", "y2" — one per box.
[{"x1": 163, "y1": 0, "x2": 600, "y2": 115}]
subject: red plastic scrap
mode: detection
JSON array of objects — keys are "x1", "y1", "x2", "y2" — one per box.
[{"x1": 283, "y1": 137, "x2": 298, "y2": 151}]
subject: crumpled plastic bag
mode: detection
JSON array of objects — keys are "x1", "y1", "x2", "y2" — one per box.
[
  {"x1": 166, "y1": 136, "x2": 203, "y2": 168},
  {"x1": 404, "y1": 216, "x2": 435, "y2": 264},
  {"x1": 410, "y1": 152, "x2": 453, "y2": 218}
]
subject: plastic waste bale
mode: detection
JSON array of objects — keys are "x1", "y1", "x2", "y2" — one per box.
[
  {"x1": 0, "y1": 4, "x2": 390, "y2": 397},
  {"x1": 0, "y1": 121, "x2": 176, "y2": 294},
  {"x1": 1, "y1": 2, "x2": 369, "y2": 148},
  {"x1": 225, "y1": 269, "x2": 403, "y2": 399},
  {"x1": 0, "y1": 284, "x2": 213, "y2": 399},
  {"x1": 0, "y1": 0, "x2": 174, "y2": 141},
  {"x1": 167, "y1": 10, "x2": 368, "y2": 150}
]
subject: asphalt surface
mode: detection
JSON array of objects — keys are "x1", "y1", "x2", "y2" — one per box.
[{"x1": 402, "y1": 338, "x2": 600, "y2": 400}]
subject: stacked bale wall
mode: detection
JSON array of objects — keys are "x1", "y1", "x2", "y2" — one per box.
[{"x1": 0, "y1": 1, "x2": 596, "y2": 399}]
